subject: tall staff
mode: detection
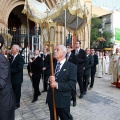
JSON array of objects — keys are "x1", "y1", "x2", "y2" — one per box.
[{"x1": 41, "y1": 14, "x2": 57, "y2": 120}]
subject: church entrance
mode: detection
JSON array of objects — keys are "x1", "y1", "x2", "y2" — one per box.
[{"x1": 7, "y1": 5, "x2": 41, "y2": 63}]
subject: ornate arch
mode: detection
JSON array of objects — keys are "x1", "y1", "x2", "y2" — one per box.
[{"x1": 4, "y1": 0, "x2": 25, "y2": 27}]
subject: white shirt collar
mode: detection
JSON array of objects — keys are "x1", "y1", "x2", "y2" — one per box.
[
  {"x1": 34, "y1": 55, "x2": 39, "y2": 58},
  {"x1": 67, "y1": 52, "x2": 71, "y2": 56},
  {"x1": 76, "y1": 48, "x2": 80, "y2": 51},
  {"x1": 14, "y1": 53, "x2": 18, "y2": 58},
  {"x1": 58, "y1": 59, "x2": 66, "y2": 70}
]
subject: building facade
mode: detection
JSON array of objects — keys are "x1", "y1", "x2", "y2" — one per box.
[{"x1": 0, "y1": 0, "x2": 92, "y2": 51}]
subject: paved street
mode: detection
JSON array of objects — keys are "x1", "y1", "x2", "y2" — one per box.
[{"x1": 15, "y1": 69, "x2": 120, "y2": 120}]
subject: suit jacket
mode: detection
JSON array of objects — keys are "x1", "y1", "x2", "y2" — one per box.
[
  {"x1": 0, "y1": 54, "x2": 15, "y2": 111},
  {"x1": 27, "y1": 56, "x2": 43, "y2": 79},
  {"x1": 10, "y1": 54, "x2": 24, "y2": 85},
  {"x1": 91, "y1": 54, "x2": 98, "y2": 73},
  {"x1": 72, "y1": 49, "x2": 86, "y2": 74},
  {"x1": 67, "y1": 53, "x2": 77, "y2": 65},
  {"x1": 41, "y1": 54, "x2": 51, "y2": 76},
  {"x1": 46, "y1": 61, "x2": 77, "y2": 108},
  {"x1": 84, "y1": 55, "x2": 94, "y2": 75}
]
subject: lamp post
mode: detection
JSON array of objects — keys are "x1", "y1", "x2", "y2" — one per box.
[
  {"x1": 12, "y1": 25, "x2": 16, "y2": 45},
  {"x1": 66, "y1": 31, "x2": 72, "y2": 45},
  {"x1": 41, "y1": 19, "x2": 56, "y2": 120}
]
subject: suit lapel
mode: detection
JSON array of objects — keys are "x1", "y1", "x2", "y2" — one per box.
[
  {"x1": 56, "y1": 61, "x2": 68, "y2": 81},
  {"x1": 86, "y1": 55, "x2": 90, "y2": 61},
  {"x1": 68, "y1": 54, "x2": 72, "y2": 61},
  {"x1": 12, "y1": 54, "x2": 18, "y2": 64}
]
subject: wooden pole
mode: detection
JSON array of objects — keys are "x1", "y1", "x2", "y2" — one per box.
[
  {"x1": 49, "y1": 45, "x2": 57, "y2": 120},
  {"x1": 64, "y1": 9, "x2": 66, "y2": 46}
]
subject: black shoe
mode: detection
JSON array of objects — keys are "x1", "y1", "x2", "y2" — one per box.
[
  {"x1": 31, "y1": 99, "x2": 37, "y2": 103},
  {"x1": 73, "y1": 101, "x2": 76, "y2": 107},
  {"x1": 88, "y1": 87, "x2": 92, "y2": 90},
  {"x1": 42, "y1": 90, "x2": 47, "y2": 93},
  {"x1": 79, "y1": 94, "x2": 83, "y2": 99},
  {"x1": 15, "y1": 105, "x2": 20, "y2": 110},
  {"x1": 83, "y1": 91, "x2": 86, "y2": 95}
]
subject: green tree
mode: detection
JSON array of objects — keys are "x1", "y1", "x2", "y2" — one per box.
[
  {"x1": 91, "y1": 17, "x2": 113, "y2": 48},
  {"x1": 102, "y1": 30, "x2": 113, "y2": 47},
  {"x1": 90, "y1": 17, "x2": 102, "y2": 45}
]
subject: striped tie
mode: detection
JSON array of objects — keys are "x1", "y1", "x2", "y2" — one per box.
[
  {"x1": 66, "y1": 54, "x2": 69, "y2": 61},
  {"x1": 55, "y1": 62, "x2": 61, "y2": 78}
]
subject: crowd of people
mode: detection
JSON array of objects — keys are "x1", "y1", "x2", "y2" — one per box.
[{"x1": 0, "y1": 34, "x2": 120, "y2": 120}]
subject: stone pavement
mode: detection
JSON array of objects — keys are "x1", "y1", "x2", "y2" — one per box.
[{"x1": 15, "y1": 69, "x2": 120, "y2": 120}]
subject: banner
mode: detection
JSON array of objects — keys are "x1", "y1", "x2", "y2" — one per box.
[{"x1": 115, "y1": 28, "x2": 120, "y2": 43}]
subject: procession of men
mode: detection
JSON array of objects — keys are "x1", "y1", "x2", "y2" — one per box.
[{"x1": 0, "y1": 35, "x2": 120, "y2": 120}]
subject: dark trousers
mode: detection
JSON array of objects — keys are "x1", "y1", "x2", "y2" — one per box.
[
  {"x1": 43, "y1": 75, "x2": 49, "y2": 91},
  {"x1": 12, "y1": 84, "x2": 21, "y2": 107},
  {"x1": 83, "y1": 75, "x2": 90, "y2": 92},
  {"x1": 48, "y1": 102, "x2": 73, "y2": 120},
  {"x1": 32, "y1": 77, "x2": 41, "y2": 100},
  {"x1": 77, "y1": 73, "x2": 84, "y2": 95},
  {"x1": 90, "y1": 72, "x2": 96, "y2": 88},
  {"x1": 71, "y1": 88, "x2": 76, "y2": 101},
  {"x1": 0, "y1": 109, "x2": 15, "y2": 120}
]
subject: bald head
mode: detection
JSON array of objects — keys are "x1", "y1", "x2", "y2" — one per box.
[
  {"x1": 54, "y1": 45, "x2": 67, "y2": 61},
  {"x1": 1, "y1": 50, "x2": 6, "y2": 55},
  {"x1": 116, "y1": 48, "x2": 119, "y2": 53},
  {"x1": 11, "y1": 45, "x2": 20, "y2": 55}
]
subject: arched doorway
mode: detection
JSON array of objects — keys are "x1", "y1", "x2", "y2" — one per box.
[{"x1": 8, "y1": 5, "x2": 37, "y2": 49}]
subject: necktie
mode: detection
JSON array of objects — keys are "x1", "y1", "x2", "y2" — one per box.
[
  {"x1": 44, "y1": 55, "x2": 46, "y2": 58},
  {"x1": 55, "y1": 62, "x2": 61, "y2": 78},
  {"x1": 12, "y1": 56, "x2": 15, "y2": 63},
  {"x1": 76, "y1": 49, "x2": 79, "y2": 55},
  {"x1": 66, "y1": 54, "x2": 69, "y2": 61}
]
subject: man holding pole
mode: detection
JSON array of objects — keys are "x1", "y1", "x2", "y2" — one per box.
[{"x1": 46, "y1": 45, "x2": 77, "y2": 120}]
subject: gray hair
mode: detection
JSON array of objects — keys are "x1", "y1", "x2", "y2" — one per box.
[
  {"x1": 12, "y1": 44, "x2": 20, "y2": 52},
  {"x1": 58, "y1": 44, "x2": 67, "y2": 56}
]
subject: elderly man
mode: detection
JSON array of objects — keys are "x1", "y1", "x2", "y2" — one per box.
[
  {"x1": 111, "y1": 48, "x2": 120, "y2": 85},
  {"x1": 27, "y1": 50, "x2": 43, "y2": 102},
  {"x1": 10, "y1": 45, "x2": 24, "y2": 109},
  {"x1": 0, "y1": 35, "x2": 15, "y2": 120},
  {"x1": 46, "y1": 45, "x2": 77, "y2": 120},
  {"x1": 1, "y1": 49, "x2": 7, "y2": 58}
]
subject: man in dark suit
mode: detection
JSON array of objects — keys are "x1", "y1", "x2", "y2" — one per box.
[
  {"x1": 83, "y1": 48, "x2": 94, "y2": 94},
  {"x1": 0, "y1": 35, "x2": 15, "y2": 120},
  {"x1": 46, "y1": 45, "x2": 77, "y2": 120},
  {"x1": 27, "y1": 50, "x2": 43, "y2": 102},
  {"x1": 66, "y1": 44, "x2": 77, "y2": 107},
  {"x1": 41, "y1": 47, "x2": 50, "y2": 92},
  {"x1": 10, "y1": 45, "x2": 24, "y2": 109},
  {"x1": 72, "y1": 40, "x2": 86, "y2": 99},
  {"x1": 89, "y1": 48, "x2": 98, "y2": 90}
]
